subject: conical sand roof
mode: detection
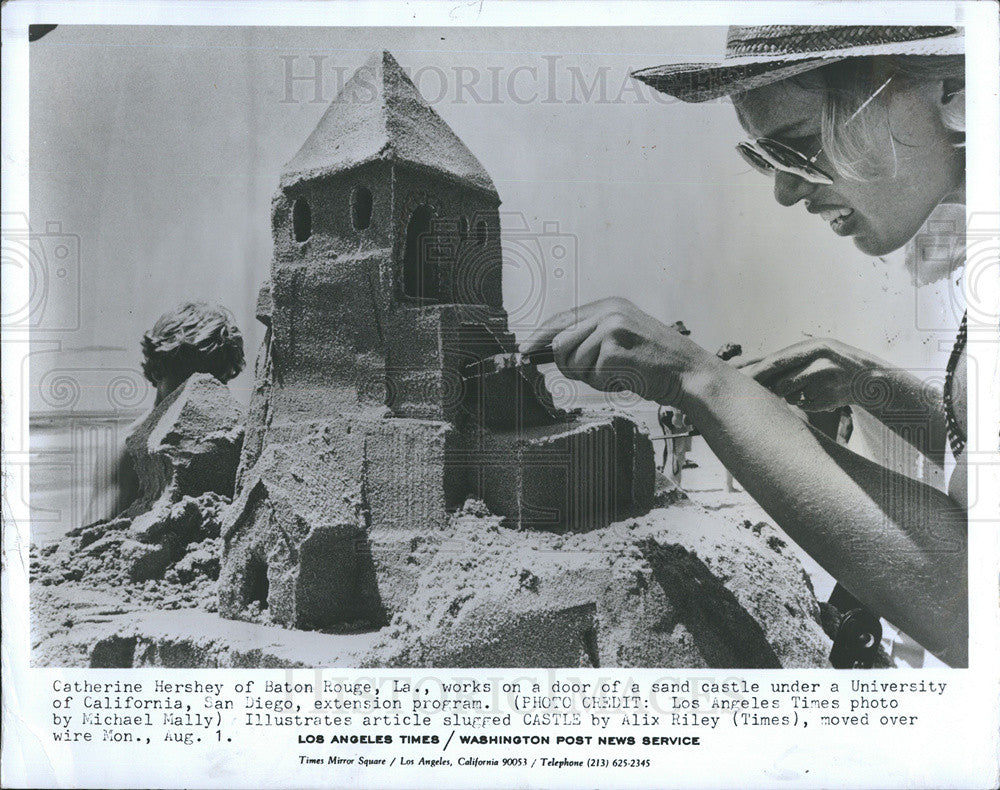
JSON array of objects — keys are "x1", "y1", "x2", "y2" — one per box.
[{"x1": 282, "y1": 51, "x2": 497, "y2": 194}]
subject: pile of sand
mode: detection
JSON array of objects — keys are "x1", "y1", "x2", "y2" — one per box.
[
  {"x1": 356, "y1": 495, "x2": 831, "y2": 668},
  {"x1": 31, "y1": 492, "x2": 227, "y2": 612}
]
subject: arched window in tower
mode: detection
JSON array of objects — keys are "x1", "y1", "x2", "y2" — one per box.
[
  {"x1": 350, "y1": 186, "x2": 373, "y2": 230},
  {"x1": 292, "y1": 198, "x2": 311, "y2": 242},
  {"x1": 402, "y1": 205, "x2": 440, "y2": 301},
  {"x1": 474, "y1": 218, "x2": 489, "y2": 247}
]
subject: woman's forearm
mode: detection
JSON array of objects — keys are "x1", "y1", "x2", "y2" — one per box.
[
  {"x1": 853, "y1": 364, "x2": 949, "y2": 466},
  {"x1": 678, "y1": 358, "x2": 968, "y2": 666},
  {"x1": 741, "y1": 341, "x2": 949, "y2": 465}
]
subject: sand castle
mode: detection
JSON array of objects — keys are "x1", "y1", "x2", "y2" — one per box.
[{"x1": 218, "y1": 52, "x2": 655, "y2": 631}]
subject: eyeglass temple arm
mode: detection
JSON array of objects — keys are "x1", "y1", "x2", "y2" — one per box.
[
  {"x1": 804, "y1": 75, "x2": 893, "y2": 167},
  {"x1": 848, "y1": 75, "x2": 893, "y2": 123}
]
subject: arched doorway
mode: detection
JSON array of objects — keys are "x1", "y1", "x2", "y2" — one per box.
[{"x1": 402, "y1": 205, "x2": 439, "y2": 301}]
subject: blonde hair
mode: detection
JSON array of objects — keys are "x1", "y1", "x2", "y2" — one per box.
[
  {"x1": 141, "y1": 301, "x2": 245, "y2": 385},
  {"x1": 790, "y1": 55, "x2": 965, "y2": 181}
]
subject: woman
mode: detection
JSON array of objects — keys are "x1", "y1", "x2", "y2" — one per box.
[{"x1": 521, "y1": 26, "x2": 968, "y2": 666}]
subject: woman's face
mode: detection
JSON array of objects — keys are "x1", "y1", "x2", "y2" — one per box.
[{"x1": 733, "y1": 76, "x2": 964, "y2": 256}]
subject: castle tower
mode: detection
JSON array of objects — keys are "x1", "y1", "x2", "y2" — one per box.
[
  {"x1": 220, "y1": 52, "x2": 654, "y2": 631},
  {"x1": 265, "y1": 50, "x2": 513, "y2": 424}
]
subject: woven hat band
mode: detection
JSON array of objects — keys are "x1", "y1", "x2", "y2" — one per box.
[
  {"x1": 630, "y1": 25, "x2": 963, "y2": 102},
  {"x1": 724, "y1": 25, "x2": 959, "y2": 58}
]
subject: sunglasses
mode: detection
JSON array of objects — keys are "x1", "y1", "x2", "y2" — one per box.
[
  {"x1": 737, "y1": 136, "x2": 833, "y2": 184},
  {"x1": 735, "y1": 75, "x2": 894, "y2": 186}
]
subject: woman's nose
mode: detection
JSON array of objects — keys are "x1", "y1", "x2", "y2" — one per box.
[{"x1": 773, "y1": 171, "x2": 817, "y2": 207}]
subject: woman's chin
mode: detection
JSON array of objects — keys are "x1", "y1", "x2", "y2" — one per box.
[
  {"x1": 852, "y1": 213, "x2": 940, "y2": 258},
  {"x1": 852, "y1": 230, "x2": 907, "y2": 258}
]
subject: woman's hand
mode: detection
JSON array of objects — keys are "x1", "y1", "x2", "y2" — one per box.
[
  {"x1": 520, "y1": 298, "x2": 713, "y2": 405},
  {"x1": 739, "y1": 339, "x2": 883, "y2": 412}
]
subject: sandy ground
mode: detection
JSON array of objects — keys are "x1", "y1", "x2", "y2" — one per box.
[
  {"x1": 28, "y1": 412, "x2": 931, "y2": 667},
  {"x1": 672, "y1": 436, "x2": 935, "y2": 668},
  {"x1": 31, "y1": 493, "x2": 836, "y2": 668}
]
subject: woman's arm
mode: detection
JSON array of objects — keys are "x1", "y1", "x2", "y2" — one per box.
[
  {"x1": 681, "y1": 360, "x2": 967, "y2": 666},
  {"x1": 740, "y1": 340, "x2": 950, "y2": 467},
  {"x1": 523, "y1": 298, "x2": 968, "y2": 666}
]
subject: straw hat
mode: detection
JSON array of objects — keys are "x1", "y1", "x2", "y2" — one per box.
[{"x1": 631, "y1": 25, "x2": 964, "y2": 103}]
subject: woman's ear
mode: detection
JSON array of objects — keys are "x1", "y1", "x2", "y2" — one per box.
[
  {"x1": 941, "y1": 77, "x2": 964, "y2": 105},
  {"x1": 936, "y1": 77, "x2": 965, "y2": 141}
]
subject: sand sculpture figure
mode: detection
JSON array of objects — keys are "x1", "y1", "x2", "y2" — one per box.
[{"x1": 218, "y1": 52, "x2": 655, "y2": 631}]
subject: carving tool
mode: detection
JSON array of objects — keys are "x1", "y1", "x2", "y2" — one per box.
[{"x1": 463, "y1": 345, "x2": 555, "y2": 379}]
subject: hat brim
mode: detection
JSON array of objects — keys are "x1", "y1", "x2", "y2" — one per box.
[{"x1": 631, "y1": 33, "x2": 965, "y2": 103}]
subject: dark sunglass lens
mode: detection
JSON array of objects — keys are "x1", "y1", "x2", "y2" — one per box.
[
  {"x1": 736, "y1": 143, "x2": 774, "y2": 175},
  {"x1": 758, "y1": 138, "x2": 834, "y2": 184},
  {"x1": 758, "y1": 138, "x2": 807, "y2": 169}
]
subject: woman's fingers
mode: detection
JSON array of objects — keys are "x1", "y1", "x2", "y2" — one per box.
[
  {"x1": 519, "y1": 299, "x2": 702, "y2": 404},
  {"x1": 742, "y1": 341, "x2": 829, "y2": 385},
  {"x1": 552, "y1": 316, "x2": 603, "y2": 375},
  {"x1": 562, "y1": 323, "x2": 607, "y2": 380},
  {"x1": 769, "y1": 360, "x2": 842, "y2": 410},
  {"x1": 554, "y1": 313, "x2": 636, "y2": 386},
  {"x1": 520, "y1": 298, "x2": 627, "y2": 353},
  {"x1": 771, "y1": 361, "x2": 825, "y2": 397}
]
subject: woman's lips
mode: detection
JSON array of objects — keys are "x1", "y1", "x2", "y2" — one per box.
[
  {"x1": 814, "y1": 207, "x2": 856, "y2": 235},
  {"x1": 829, "y1": 209, "x2": 856, "y2": 236}
]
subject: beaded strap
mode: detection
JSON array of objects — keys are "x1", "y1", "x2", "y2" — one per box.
[{"x1": 943, "y1": 312, "x2": 967, "y2": 458}]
